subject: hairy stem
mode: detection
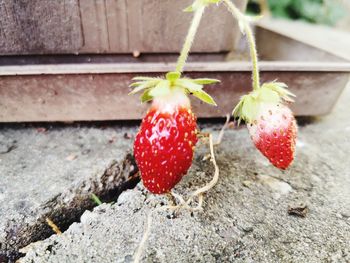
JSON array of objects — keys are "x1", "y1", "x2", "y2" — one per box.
[
  {"x1": 175, "y1": 6, "x2": 205, "y2": 73},
  {"x1": 223, "y1": 0, "x2": 260, "y2": 91}
]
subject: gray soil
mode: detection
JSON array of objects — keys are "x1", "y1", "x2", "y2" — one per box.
[{"x1": 1, "y1": 84, "x2": 350, "y2": 262}]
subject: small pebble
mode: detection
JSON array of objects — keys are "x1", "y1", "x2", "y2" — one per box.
[
  {"x1": 288, "y1": 204, "x2": 308, "y2": 217},
  {"x1": 242, "y1": 180, "x2": 252, "y2": 188},
  {"x1": 66, "y1": 154, "x2": 78, "y2": 161},
  {"x1": 241, "y1": 224, "x2": 253, "y2": 233}
]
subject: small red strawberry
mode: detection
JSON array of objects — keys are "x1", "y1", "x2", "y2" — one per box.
[
  {"x1": 233, "y1": 82, "x2": 297, "y2": 169},
  {"x1": 130, "y1": 72, "x2": 218, "y2": 194}
]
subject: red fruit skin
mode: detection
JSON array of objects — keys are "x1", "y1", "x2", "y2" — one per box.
[
  {"x1": 248, "y1": 103, "x2": 297, "y2": 170},
  {"x1": 134, "y1": 105, "x2": 197, "y2": 194}
]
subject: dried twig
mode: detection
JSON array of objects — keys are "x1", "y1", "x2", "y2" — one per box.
[
  {"x1": 46, "y1": 217, "x2": 62, "y2": 235},
  {"x1": 214, "y1": 114, "x2": 231, "y2": 146}
]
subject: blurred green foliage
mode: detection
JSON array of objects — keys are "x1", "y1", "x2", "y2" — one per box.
[{"x1": 247, "y1": 0, "x2": 347, "y2": 26}]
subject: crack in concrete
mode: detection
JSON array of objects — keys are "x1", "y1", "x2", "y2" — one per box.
[{"x1": 0, "y1": 153, "x2": 139, "y2": 263}]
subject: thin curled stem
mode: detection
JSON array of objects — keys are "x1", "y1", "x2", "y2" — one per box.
[
  {"x1": 214, "y1": 114, "x2": 231, "y2": 146},
  {"x1": 186, "y1": 133, "x2": 219, "y2": 203}
]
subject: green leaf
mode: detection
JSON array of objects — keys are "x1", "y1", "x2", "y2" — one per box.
[
  {"x1": 192, "y1": 90, "x2": 217, "y2": 106},
  {"x1": 192, "y1": 78, "x2": 220, "y2": 85},
  {"x1": 129, "y1": 80, "x2": 160, "y2": 95},
  {"x1": 149, "y1": 80, "x2": 171, "y2": 97},
  {"x1": 141, "y1": 90, "x2": 153, "y2": 103}
]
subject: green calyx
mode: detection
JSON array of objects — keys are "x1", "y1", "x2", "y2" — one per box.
[
  {"x1": 184, "y1": 0, "x2": 221, "y2": 12},
  {"x1": 129, "y1": 71, "x2": 219, "y2": 105},
  {"x1": 232, "y1": 81, "x2": 295, "y2": 124}
]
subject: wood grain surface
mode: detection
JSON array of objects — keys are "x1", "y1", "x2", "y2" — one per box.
[{"x1": 0, "y1": 0, "x2": 246, "y2": 55}]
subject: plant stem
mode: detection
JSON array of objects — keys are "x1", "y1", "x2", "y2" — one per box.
[
  {"x1": 175, "y1": 6, "x2": 205, "y2": 73},
  {"x1": 223, "y1": 0, "x2": 260, "y2": 91}
]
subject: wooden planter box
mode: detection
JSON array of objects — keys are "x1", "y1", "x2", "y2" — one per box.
[
  {"x1": 0, "y1": 59, "x2": 348, "y2": 122},
  {"x1": 0, "y1": 0, "x2": 246, "y2": 55},
  {"x1": 0, "y1": 16, "x2": 349, "y2": 122}
]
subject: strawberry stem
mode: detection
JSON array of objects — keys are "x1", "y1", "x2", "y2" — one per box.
[
  {"x1": 223, "y1": 0, "x2": 260, "y2": 91},
  {"x1": 175, "y1": 6, "x2": 205, "y2": 74}
]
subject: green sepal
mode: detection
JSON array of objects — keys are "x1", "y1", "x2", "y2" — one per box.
[
  {"x1": 128, "y1": 80, "x2": 160, "y2": 95},
  {"x1": 232, "y1": 81, "x2": 295, "y2": 124},
  {"x1": 257, "y1": 86, "x2": 280, "y2": 103},
  {"x1": 175, "y1": 78, "x2": 217, "y2": 105},
  {"x1": 132, "y1": 76, "x2": 159, "y2": 81},
  {"x1": 129, "y1": 72, "x2": 218, "y2": 106},
  {"x1": 232, "y1": 97, "x2": 244, "y2": 126},
  {"x1": 232, "y1": 95, "x2": 258, "y2": 125},
  {"x1": 192, "y1": 90, "x2": 217, "y2": 106},
  {"x1": 241, "y1": 96, "x2": 258, "y2": 123},
  {"x1": 129, "y1": 81, "x2": 145, "y2": 87},
  {"x1": 176, "y1": 79, "x2": 203, "y2": 92},
  {"x1": 261, "y1": 81, "x2": 295, "y2": 102},
  {"x1": 192, "y1": 78, "x2": 220, "y2": 85},
  {"x1": 149, "y1": 80, "x2": 171, "y2": 97},
  {"x1": 141, "y1": 90, "x2": 153, "y2": 103}
]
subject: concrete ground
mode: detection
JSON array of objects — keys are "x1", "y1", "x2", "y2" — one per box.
[
  {"x1": 1, "y1": 83, "x2": 350, "y2": 262},
  {"x1": 0, "y1": 125, "x2": 139, "y2": 262}
]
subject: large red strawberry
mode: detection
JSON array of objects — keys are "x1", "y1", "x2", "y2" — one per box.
[
  {"x1": 233, "y1": 82, "x2": 297, "y2": 169},
  {"x1": 130, "y1": 72, "x2": 218, "y2": 194}
]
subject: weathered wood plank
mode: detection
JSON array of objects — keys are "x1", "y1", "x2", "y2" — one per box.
[
  {"x1": 124, "y1": 0, "x2": 245, "y2": 53},
  {"x1": 79, "y1": 0, "x2": 99, "y2": 52},
  {"x1": 0, "y1": 0, "x2": 82, "y2": 55},
  {"x1": 0, "y1": 61, "x2": 349, "y2": 76},
  {"x1": 0, "y1": 63, "x2": 348, "y2": 122},
  {"x1": 105, "y1": 0, "x2": 128, "y2": 52},
  {"x1": 125, "y1": 0, "x2": 142, "y2": 53},
  {"x1": 0, "y1": 0, "x2": 246, "y2": 55}
]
